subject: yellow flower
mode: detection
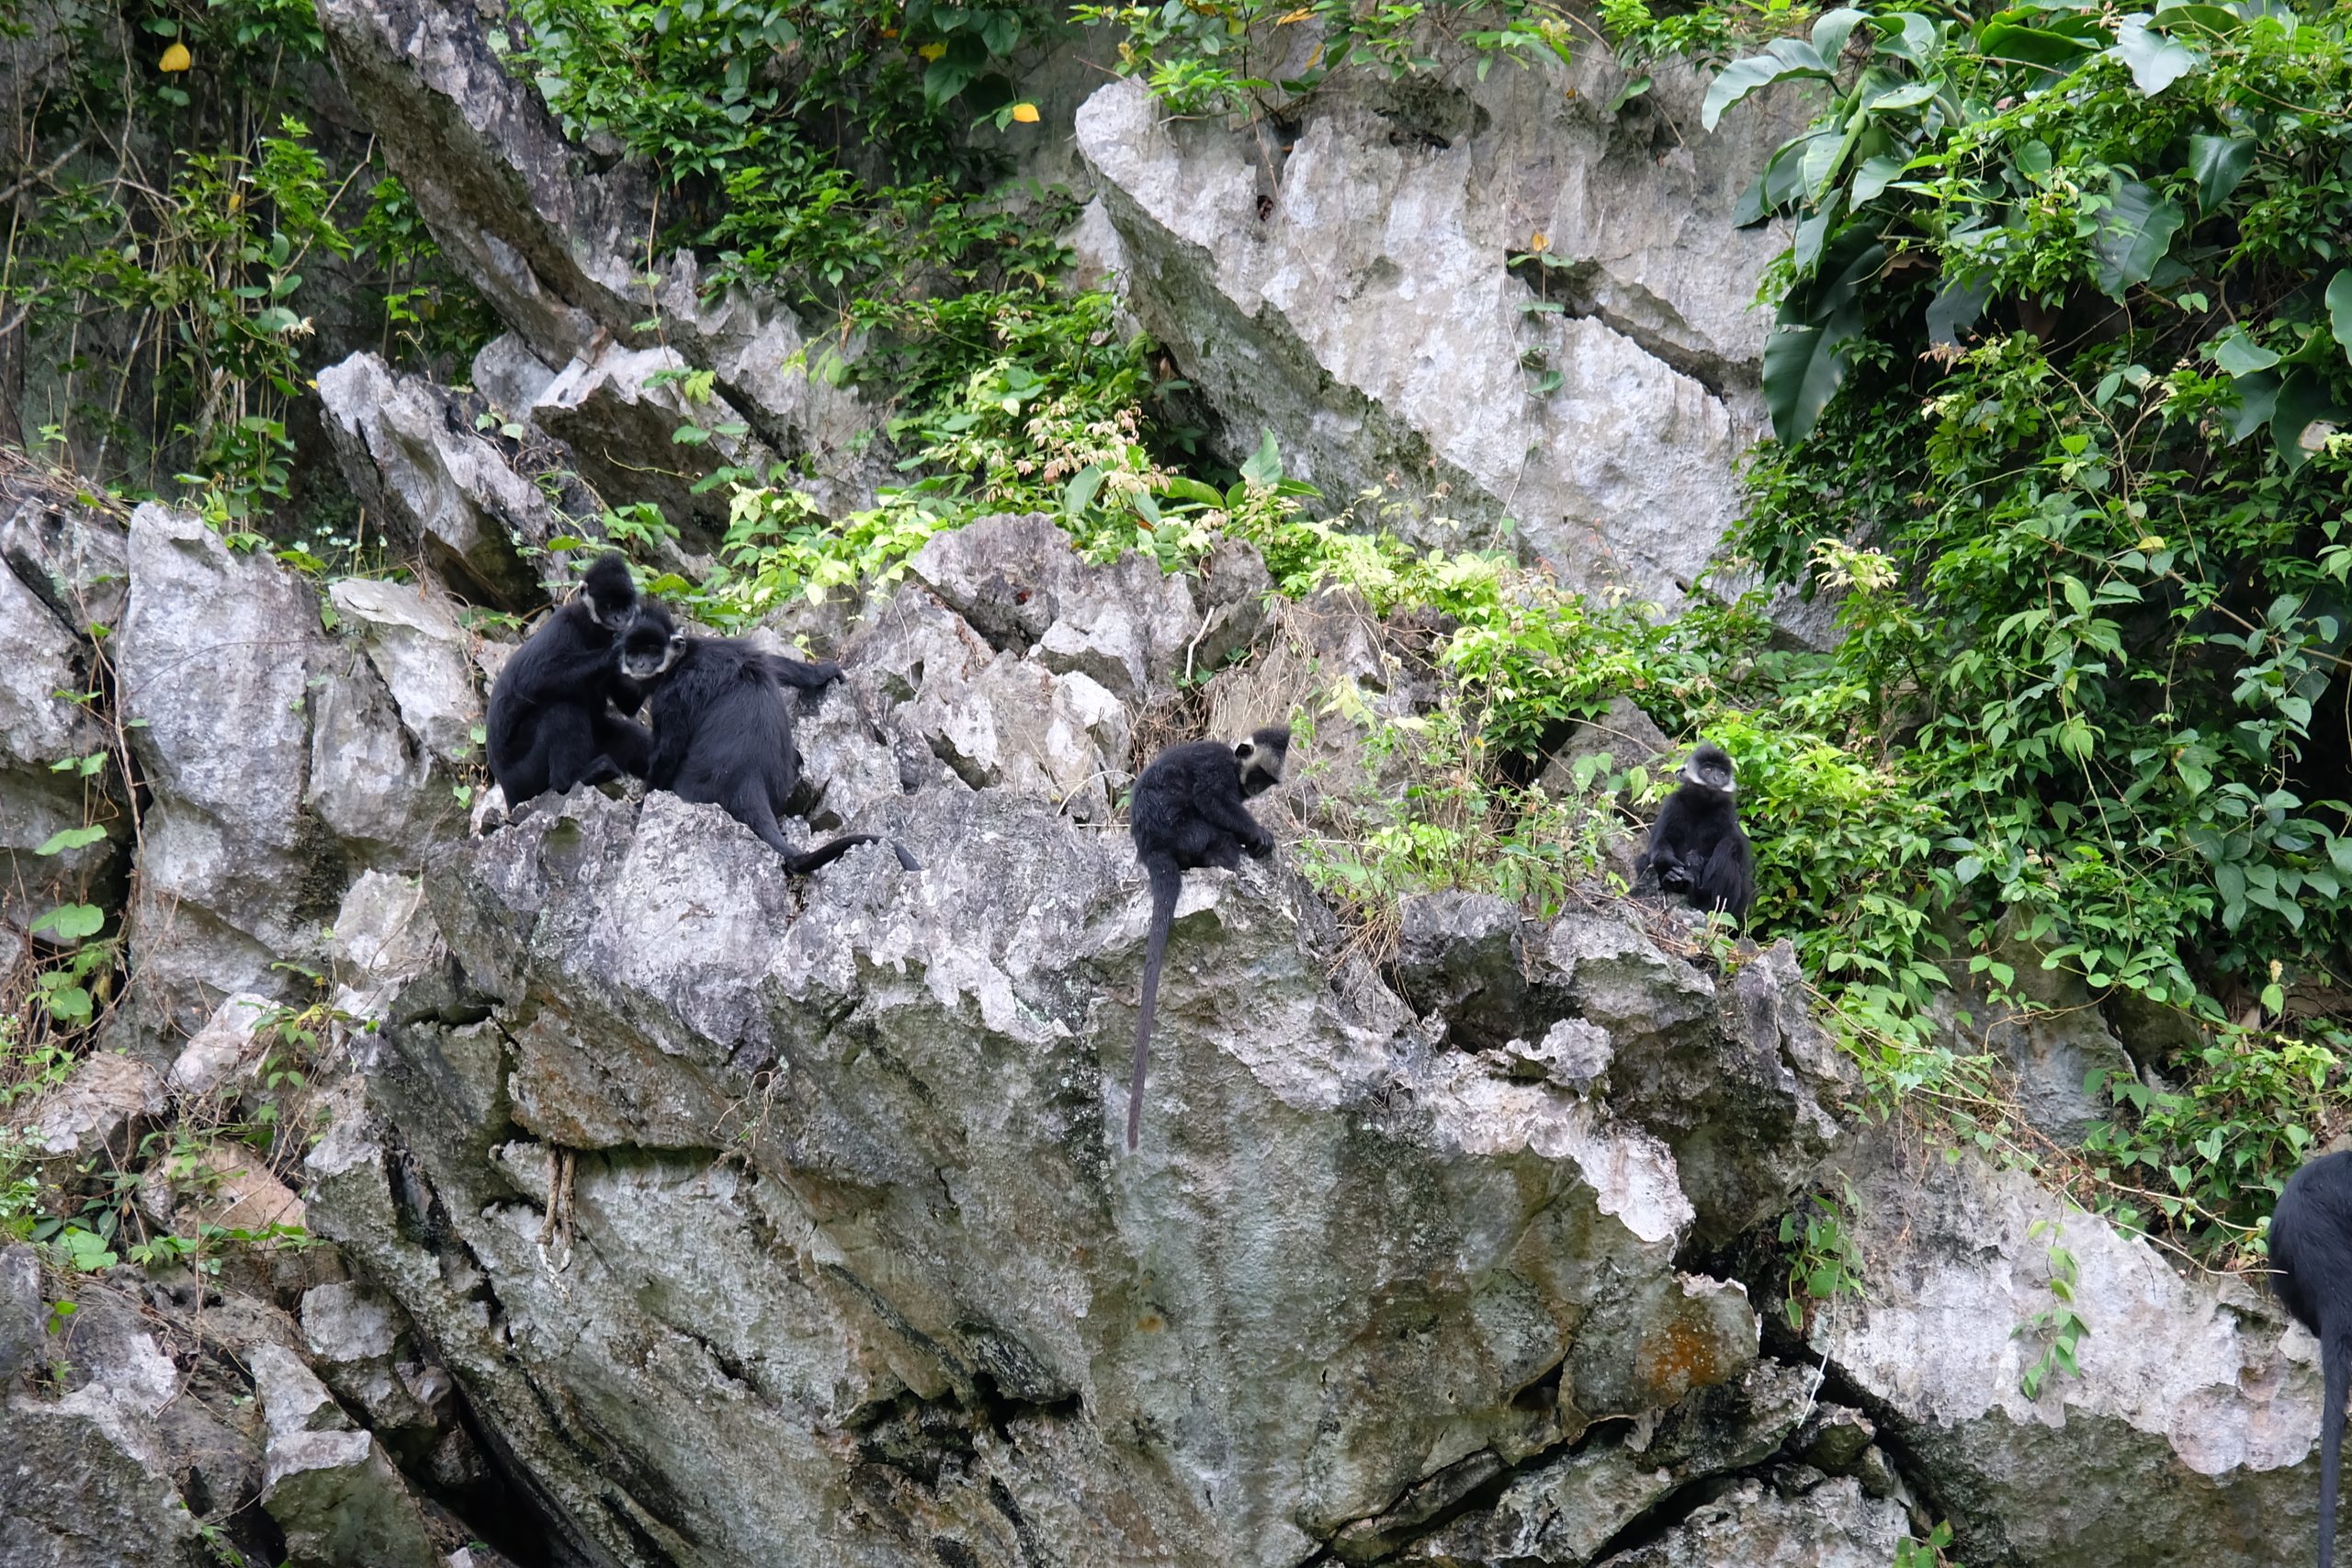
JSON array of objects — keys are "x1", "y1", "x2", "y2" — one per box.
[
  {"x1": 917, "y1": 41, "x2": 946, "y2": 60},
  {"x1": 160, "y1": 41, "x2": 192, "y2": 72},
  {"x1": 1010, "y1": 102, "x2": 1040, "y2": 123}
]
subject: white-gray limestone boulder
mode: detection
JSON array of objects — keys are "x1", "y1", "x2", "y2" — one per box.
[
  {"x1": 1074, "y1": 55, "x2": 1809, "y2": 609},
  {"x1": 313, "y1": 352, "x2": 559, "y2": 609},
  {"x1": 327, "y1": 577, "x2": 482, "y2": 767},
  {"x1": 1815, "y1": 1136, "x2": 2323, "y2": 1568}
]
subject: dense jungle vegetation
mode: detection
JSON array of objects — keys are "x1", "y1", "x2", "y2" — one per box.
[{"x1": 2, "y1": 0, "x2": 2349, "y2": 1296}]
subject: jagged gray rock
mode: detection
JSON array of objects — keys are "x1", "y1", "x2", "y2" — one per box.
[
  {"x1": 529, "y1": 339, "x2": 772, "y2": 547},
  {"x1": 313, "y1": 352, "x2": 561, "y2": 608},
  {"x1": 23, "y1": 1051, "x2": 165, "y2": 1167},
  {"x1": 316, "y1": 0, "x2": 891, "y2": 513},
  {"x1": 303, "y1": 763, "x2": 1862, "y2": 1567},
  {"x1": 0, "y1": 1282, "x2": 270, "y2": 1568},
  {"x1": 1075, "y1": 60, "x2": 1809, "y2": 608},
  {"x1": 1396, "y1": 1361, "x2": 1815, "y2": 1563},
  {"x1": 0, "y1": 492, "x2": 125, "y2": 933},
  {"x1": 1816, "y1": 1135, "x2": 2321, "y2": 1568},
  {"x1": 251, "y1": 1341, "x2": 447, "y2": 1568},
  {"x1": 115, "y1": 504, "x2": 333, "y2": 1050},
  {"x1": 165, "y1": 991, "x2": 273, "y2": 1098},
  {"x1": 907, "y1": 511, "x2": 1210, "y2": 703},
  {"x1": 1596, "y1": 1474, "x2": 1909, "y2": 1567},
  {"x1": 327, "y1": 577, "x2": 482, "y2": 767}
]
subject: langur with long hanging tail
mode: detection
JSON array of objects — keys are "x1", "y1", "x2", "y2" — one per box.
[
  {"x1": 1123, "y1": 727, "x2": 1291, "y2": 1151},
  {"x1": 2271, "y1": 1151, "x2": 2352, "y2": 1568}
]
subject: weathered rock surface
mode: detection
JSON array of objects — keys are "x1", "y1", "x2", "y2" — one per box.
[
  {"x1": 1075, "y1": 56, "x2": 1809, "y2": 608},
  {"x1": 315, "y1": 0, "x2": 890, "y2": 514},
  {"x1": 115, "y1": 504, "x2": 334, "y2": 1049},
  {"x1": 1815, "y1": 1135, "x2": 2322, "y2": 1568},
  {"x1": 301, "y1": 754, "x2": 1872, "y2": 1566},
  {"x1": 0, "y1": 489, "x2": 127, "y2": 932},
  {"x1": 1, "y1": 1280, "x2": 274, "y2": 1567},
  {"x1": 313, "y1": 352, "x2": 562, "y2": 607},
  {"x1": 24, "y1": 1051, "x2": 165, "y2": 1166},
  {"x1": 251, "y1": 1340, "x2": 447, "y2": 1568}
]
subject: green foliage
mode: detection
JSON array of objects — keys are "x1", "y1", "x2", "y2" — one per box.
[
  {"x1": 1664, "y1": 0, "x2": 2352, "y2": 1254},
  {"x1": 2085, "y1": 1029, "x2": 2342, "y2": 1247},
  {"x1": 505, "y1": 0, "x2": 1070, "y2": 357},
  {"x1": 2014, "y1": 1217, "x2": 2087, "y2": 1399},
  {"x1": 1778, "y1": 1188, "x2": 1867, "y2": 1333},
  {"x1": 1073, "y1": 0, "x2": 1575, "y2": 115},
  {"x1": 1894, "y1": 1519, "x2": 1962, "y2": 1568},
  {"x1": 5, "y1": 0, "x2": 492, "y2": 518}
]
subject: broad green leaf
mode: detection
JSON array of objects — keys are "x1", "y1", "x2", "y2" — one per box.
[
  {"x1": 2091, "y1": 177, "x2": 2185, "y2": 299},
  {"x1": 1240, "y1": 428, "x2": 1285, "y2": 488},
  {"x1": 29, "y1": 902, "x2": 103, "y2": 941},
  {"x1": 2222, "y1": 370, "x2": 2279, "y2": 443},
  {"x1": 1871, "y1": 12, "x2": 1941, "y2": 62},
  {"x1": 1762, "y1": 307, "x2": 1863, "y2": 445},
  {"x1": 1061, "y1": 464, "x2": 1104, "y2": 517},
  {"x1": 33, "y1": 824, "x2": 106, "y2": 855},
  {"x1": 2271, "y1": 370, "x2": 2348, "y2": 470},
  {"x1": 2325, "y1": 269, "x2": 2352, "y2": 364},
  {"x1": 1926, "y1": 275, "x2": 1990, "y2": 346},
  {"x1": 1792, "y1": 193, "x2": 1844, "y2": 276},
  {"x1": 2186, "y1": 132, "x2": 2255, "y2": 210},
  {"x1": 1976, "y1": 19, "x2": 2098, "y2": 69},
  {"x1": 1781, "y1": 232, "x2": 1887, "y2": 325},
  {"x1": 1812, "y1": 7, "x2": 1867, "y2": 63},
  {"x1": 1853, "y1": 153, "x2": 1908, "y2": 205},
  {"x1": 1702, "y1": 37, "x2": 1833, "y2": 130},
  {"x1": 1863, "y1": 78, "x2": 1940, "y2": 111},
  {"x1": 1160, "y1": 476, "x2": 1224, "y2": 506},
  {"x1": 2153, "y1": 2, "x2": 2241, "y2": 36},
  {"x1": 2211, "y1": 328, "x2": 2279, "y2": 378},
  {"x1": 2109, "y1": 15, "x2": 2202, "y2": 94}
]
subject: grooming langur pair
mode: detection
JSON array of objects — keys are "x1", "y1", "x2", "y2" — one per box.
[
  {"x1": 617, "y1": 603, "x2": 919, "y2": 874},
  {"x1": 1125, "y1": 727, "x2": 1292, "y2": 1150},
  {"x1": 488, "y1": 554, "x2": 912, "y2": 874},
  {"x1": 1634, "y1": 740, "x2": 1755, "y2": 923}
]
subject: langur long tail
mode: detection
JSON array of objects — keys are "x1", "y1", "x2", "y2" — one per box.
[
  {"x1": 778, "y1": 834, "x2": 921, "y2": 874},
  {"x1": 1127, "y1": 863, "x2": 1182, "y2": 1152},
  {"x1": 2324, "y1": 1327, "x2": 2348, "y2": 1568}
]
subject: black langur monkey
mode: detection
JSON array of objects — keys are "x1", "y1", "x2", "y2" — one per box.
[
  {"x1": 1125, "y1": 727, "x2": 1291, "y2": 1151},
  {"x1": 2269, "y1": 1151, "x2": 2352, "y2": 1568},
  {"x1": 616, "y1": 603, "x2": 919, "y2": 874},
  {"x1": 1634, "y1": 740, "x2": 1755, "y2": 922},
  {"x1": 486, "y1": 552, "x2": 654, "y2": 803}
]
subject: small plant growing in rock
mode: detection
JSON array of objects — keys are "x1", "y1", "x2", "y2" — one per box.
[
  {"x1": 1778, "y1": 1187, "x2": 1866, "y2": 1333},
  {"x1": 2014, "y1": 1219, "x2": 2087, "y2": 1400}
]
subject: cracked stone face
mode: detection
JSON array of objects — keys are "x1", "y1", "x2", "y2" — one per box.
[{"x1": 1074, "y1": 62, "x2": 1811, "y2": 613}]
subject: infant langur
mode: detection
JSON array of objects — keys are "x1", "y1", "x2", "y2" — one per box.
[
  {"x1": 1125, "y1": 727, "x2": 1291, "y2": 1151},
  {"x1": 1634, "y1": 740, "x2": 1755, "y2": 922}
]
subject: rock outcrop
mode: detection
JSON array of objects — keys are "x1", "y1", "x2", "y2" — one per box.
[{"x1": 1073, "y1": 54, "x2": 1810, "y2": 610}]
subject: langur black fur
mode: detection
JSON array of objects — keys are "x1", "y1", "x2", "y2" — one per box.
[
  {"x1": 2269, "y1": 1150, "x2": 2352, "y2": 1568},
  {"x1": 617, "y1": 604, "x2": 917, "y2": 874},
  {"x1": 1125, "y1": 727, "x2": 1291, "y2": 1151},
  {"x1": 487, "y1": 552, "x2": 652, "y2": 803},
  {"x1": 1634, "y1": 740, "x2": 1755, "y2": 922}
]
